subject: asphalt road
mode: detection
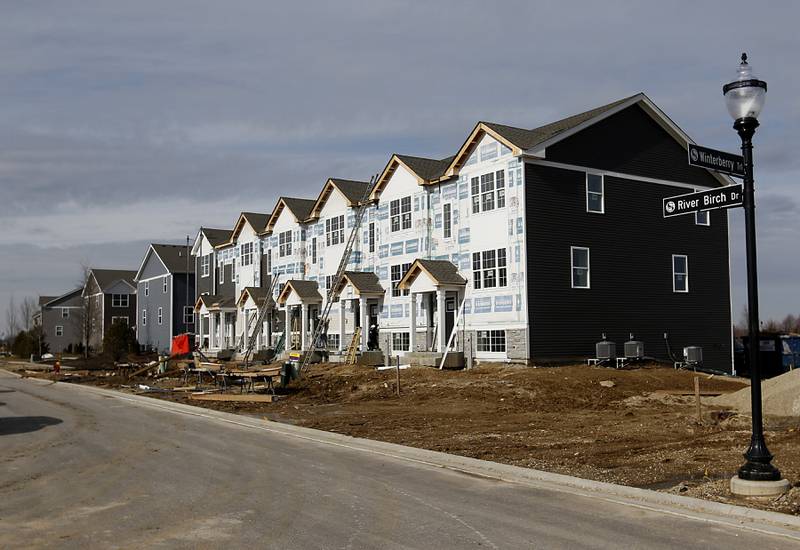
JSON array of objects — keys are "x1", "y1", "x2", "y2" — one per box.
[{"x1": 1, "y1": 370, "x2": 798, "y2": 550}]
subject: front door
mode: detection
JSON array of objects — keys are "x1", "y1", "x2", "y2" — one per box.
[{"x1": 444, "y1": 296, "x2": 456, "y2": 349}]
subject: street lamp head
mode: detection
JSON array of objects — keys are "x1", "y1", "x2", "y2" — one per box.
[{"x1": 723, "y1": 52, "x2": 767, "y2": 122}]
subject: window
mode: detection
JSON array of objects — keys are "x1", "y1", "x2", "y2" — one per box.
[
  {"x1": 266, "y1": 249, "x2": 272, "y2": 272},
  {"x1": 61, "y1": 308, "x2": 69, "y2": 319},
  {"x1": 327, "y1": 334, "x2": 340, "y2": 350},
  {"x1": 390, "y1": 197, "x2": 412, "y2": 232},
  {"x1": 472, "y1": 248, "x2": 507, "y2": 289},
  {"x1": 325, "y1": 275, "x2": 335, "y2": 291},
  {"x1": 163, "y1": 277, "x2": 168, "y2": 293},
  {"x1": 142, "y1": 309, "x2": 147, "y2": 326},
  {"x1": 442, "y1": 203, "x2": 452, "y2": 239},
  {"x1": 230, "y1": 262, "x2": 236, "y2": 283},
  {"x1": 471, "y1": 170, "x2": 505, "y2": 213},
  {"x1": 111, "y1": 316, "x2": 128, "y2": 326},
  {"x1": 477, "y1": 330, "x2": 506, "y2": 352},
  {"x1": 144, "y1": 281, "x2": 149, "y2": 296},
  {"x1": 571, "y1": 247, "x2": 590, "y2": 289},
  {"x1": 219, "y1": 262, "x2": 225, "y2": 284},
  {"x1": 311, "y1": 238, "x2": 317, "y2": 264},
  {"x1": 201, "y1": 255, "x2": 210, "y2": 277},
  {"x1": 673, "y1": 255, "x2": 688, "y2": 293},
  {"x1": 392, "y1": 332, "x2": 410, "y2": 351},
  {"x1": 279, "y1": 230, "x2": 292, "y2": 257},
  {"x1": 111, "y1": 294, "x2": 129, "y2": 307},
  {"x1": 368, "y1": 222, "x2": 375, "y2": 253},
  {"x1": 184, "y1": 306, "x2": 194, "y2": 325},
  {"x1": 157, "y1": 307, "x2": 163, "y2": 325},
  {"x1": 240, "y1": 242, "x2": 253, "y2": 266},
  {"x1": 695, "y1": 210, "x2": 710, "y2": 226},
  {"x1": 326, "y1": 215, "x2": 345, "y2": 246},
  {"x1": 586, "y1": 173, "x2": 604, "y2": 213},
  {"x1": 55, "y1": 325, "x2": 64, "y2": 337},
  {"x1": 391, "y1": 263, "x2": 411, "y2": 297}
]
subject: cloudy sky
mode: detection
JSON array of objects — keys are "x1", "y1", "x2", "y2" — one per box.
[{"x1": 1, "y1": 1, "x2": 798, "y2": 334}]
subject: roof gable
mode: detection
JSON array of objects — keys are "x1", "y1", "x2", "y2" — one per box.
[
  {"x1": 88, "y1": 269, "x2": 136, "y2": 293},
  {"x1": 266, "y1": 197, "x2": 316, "y2": 232},
  {"x1": 310, "y1": 178, "x2": 371, "y2": 219},
  {"x1": 370, "y1": 154, "x2": 454, "y2": 200},
  {"x1": 43, "y1": 288, "x2": 83, "y2": 308},
  {"x1": 398, "y1": 259, "x2": 466, "y2": 290},
  {"x1": 277, "y1": 279, "x2": 322, "y2": 305},
  {"x1": 225, "y1": 212, "x2": 270, "y2": 245}
]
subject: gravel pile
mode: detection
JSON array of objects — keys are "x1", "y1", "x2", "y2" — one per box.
[{"x1": 710, "y1": 369, "x2": 800, "y2": 416}]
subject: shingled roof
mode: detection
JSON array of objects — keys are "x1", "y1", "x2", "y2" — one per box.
[
  {"x1": 151, "y1": 244, "x2": 194, "y2": 274},
  {"x1": 329, "y1": 179, "x2": 371, "y2": 205},
  {"x1": 395, "y1": 155, "x2": 455, "y2": 181},
  {"x1": 238, "y1": 286, "x2": 273, "y2": 308},
  {"x1": 278, "y1": 279, "x2": 323, "y2": 304},
  {"x1": 89, "y1": 269, "x2": 137, "y2": 292},
  {"x1": 195, "y1": 294, "x2": 236, "y2": 311},
  {"x1": 241, "y1": 212, "x2": 270, "y2": 233},
  {"x1": 282, "y1": 198, "x2": 316, "y2": 222},
  {"x1": 201, "y1": 227, "x2": 232, "y2": 247},
  {"x1": 334, "y1": 271, "x2": 384, "y2": 296},
  {"x1": 398, "y1": 259, "x2": 466, "y2": 290}
]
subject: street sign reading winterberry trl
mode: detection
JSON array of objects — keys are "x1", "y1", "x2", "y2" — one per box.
[
  {"x1": 688, "y1": 144, "x2": 745, "y2": 178},
  {"x1": 663, "y1": 184, "x2": 744, "y2": 218}
]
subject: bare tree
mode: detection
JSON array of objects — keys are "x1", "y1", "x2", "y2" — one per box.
[
  {"x1": 72, "y1": 263, "x2": 94, "y2": 359},
  {"x1": 19, "y1": 296, "x2": 37, "y2": 331},
  {"x1": 5, "y1": 296, "x2": 19, "y2": 336}
]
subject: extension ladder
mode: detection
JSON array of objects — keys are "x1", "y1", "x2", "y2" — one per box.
[
  {"x1": 345, "y1": 328, "x2": 362, "y2": 365},
  {"x1": 239, "y1": 274, "x2": 281, "y2": 367}
]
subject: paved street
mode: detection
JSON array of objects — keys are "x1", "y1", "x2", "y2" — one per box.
[{"x1": 1, "y1": 370, "x2": 798, "y2": 549}]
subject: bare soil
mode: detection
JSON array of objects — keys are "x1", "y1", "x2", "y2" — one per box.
[{"x1": 8, "y1": 360, "x2": 800, "y2": 515}]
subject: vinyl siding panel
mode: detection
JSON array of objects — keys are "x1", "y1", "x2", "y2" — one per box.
[
  {"x1": 525, "y1": 162, "x2": 732, "y2": 372},
  {"x1": 196, "y1": 256, "x2": 214, "y2": 296},
  {"x1": 546, "y1": 104, "x2": 723, "y2": 189}
]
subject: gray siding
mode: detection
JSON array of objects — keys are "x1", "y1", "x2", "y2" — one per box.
[
  {"x1": 41, "y1": 306, "x2": 82, "y2": 353},
  {"x1": 137, "y1": 276, "x2": 172, "y2": 353},
  {"x1": 140, "y1": 252, "x2": 168, "y2": 280},
  {"x1": 171, "y1": 273, "x2": 196, "y2": 338},
  {"x1": 196, "y1": 255, "x2": 214, "y2": 296}
]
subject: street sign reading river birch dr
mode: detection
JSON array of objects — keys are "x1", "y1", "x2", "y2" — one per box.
[
  {"x1": 663, "y1": 184, "x2": 744, "y2": 218},
  {"x1": 687, "y1": 143, "x2": 745, "y2": 178}
]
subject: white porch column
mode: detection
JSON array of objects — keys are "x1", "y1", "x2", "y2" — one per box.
[
  {"x1": 265, "y1": 310, "x2": 272, "y2": 349},
  {"x1": 243, "y1": 309, "x2": 250, "y2": 350},
  {"x1": 210, "y1": 313, "x2": 216, "y2": 349},
  {"x1": 301, "y1": 304, "x2": 309, "y2": 351},
  {"x1": 409, "y1": 293, "x2": 417, "y2": 352},
  {"x1": 285, "y1": 306, "x2": 290, "y2": 349},
  {"x1": 360, "y1": 298, "x2": 368, "y2": 351},
  {"x1": 338, "y1": 302, "x2": 346, "y2": 352},
  {"x1": 436, "y1": 288, "x2": 447, "y2": 353}
]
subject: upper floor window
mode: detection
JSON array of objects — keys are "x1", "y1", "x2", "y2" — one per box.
[
  {"x1": 111, "y1": 294, "x2": 129, "y2": 307},
  {"x1": 391, "y1": 263, "x2": 411, "y2": 297},
  {"x1": 144, "y1": 281, "x2": 149, "y2": 296},
  {"x1": 279, "y1": 231, "x2": 292, "y2": 257},
  {"x1": 571, "y1": 247, "x2": 590, "y2": 289},
  {"x1": 61, "y1": 308, "x2": 69, "y2": 319},
  {"x1": 472, "y1": 248, "x2": 507, "y2": 289},
  {"x1": 219, "y1": 262, "x2": 225, "y2": 284},
  {"x1": 673, "y1": 255, "x2": 688, "y2": 293},
  {"x1": 183, "y1": 306, "x2": 194, "y2": 325},
  {"x1": 230, "y1": 262, "x2": 236, "y2": 283},
  {"x1": 390, "y1": 197, "x2": 412, "y2": 232},
  {"x1": 265, "y1": 249, "x2": 272, "y2": 272},
  {"x1": 201, "y1": 254, "x2": 210, "y2": 277},
  {"x1": 157, "y1": 307, "x2": 163, "y2": 325},
  {"x1": 471, "y1": 170, "x2": 505, "y2": 214},
  {"x1": 442, "y1": 203, "x2": 452, "y2": 239},
  {"x1": 311, "y1": 237, "x2": 318, "y2": 264},
  {"x1": 55, "y1": 325, "x2": 64, "y2": 337},
  {"x1": 326, "y1": 215, "x2": 345, "y2": 246},
  {"x1": 142, "y1": 309, "x2": 147, "y2": 326},
  {"x1": 240, "y1": 242, "x2": 253, "y2": 266},
  {"x1": 368, "y1": 222, "x2": 375, "y2": 253},
  {"x1": 586, "y1": 173, "x2": 604, "y2": 213},
  {"x1": 695, "y1": 210, "x2": 710, "y2": 226},
  {"x1": 162, "y1": 277, "x2": 168, "y2": 293}
]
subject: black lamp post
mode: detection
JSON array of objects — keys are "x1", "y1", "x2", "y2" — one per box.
[{"x1": 723, "y1": 53, "x2": 780, "y2": 483}]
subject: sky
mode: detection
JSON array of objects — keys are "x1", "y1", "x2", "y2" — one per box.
[{"x1": 1, "y1": 0, "x2": 799, "y2": 335}]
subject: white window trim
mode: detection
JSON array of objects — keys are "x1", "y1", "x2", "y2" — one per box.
[
  {"x1": 142, "y1": 309, "x2": 147, "y2": 326},
  {"x1": 672, "y1": 254, "x2": 689, "y2": 293},
  {"x1": 157, "y1": 307, "x2": 163, "y2": 325},
  {"x1": 570, "y1": 246, "x2": 591, "y2": 289},
  {"x1": 55, "y1": 325, "x2": 64, "y2": 337},
  {"x1": 162, "y1": 277, "x2": 168, "y2": 293},
  {"x1": 61, "y1": 308, "x2": 69, "y2": 319},
  {"x1": 390, "y1": 196, "x2": 412, "y2": 233},
  {"x1": 586, "y1": 172, "x2": 605, "y2": 214},
  {"x1": 442, "y1": 201, "x2": 453, "y2": 240},
  {"x1": 144, "y1": 281, "x2": 149, "y2": 296},
  {"x1": 470, "y1": 169, "x2": 506, "y2": 214},
  {"x1": 695, "y1": 210, "x2": 710, "y2": 226},
  {"x1": 201, "y1": 255, "x2": 210, "y2": 278}
]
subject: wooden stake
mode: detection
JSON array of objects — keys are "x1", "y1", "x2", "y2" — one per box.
[
  {"x1": 396, "y1": 354, "x2": 400, "y2": 396},
  {"x1": 694, "y1": 376, "x2": 702, "y2": 422}
]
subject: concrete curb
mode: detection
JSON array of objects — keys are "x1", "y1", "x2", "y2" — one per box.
[{"x1": 6, "y1": 370, "x2": 800, "y2": 540}]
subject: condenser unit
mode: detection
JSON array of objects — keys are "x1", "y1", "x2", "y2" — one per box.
[
  {"x1": 596, "y1": 340, "x2": 617, "y2": 360},
  {"x1": 624, "y1": 340, "x2": 644, "y2": 359},
  {"x1": 684, "y1": 346, "x2": 703, "y2": 364}
]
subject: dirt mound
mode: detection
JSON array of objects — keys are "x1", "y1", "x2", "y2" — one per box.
[{"x1": 710, "y1": 369, "x2": 800, "y2": 416}]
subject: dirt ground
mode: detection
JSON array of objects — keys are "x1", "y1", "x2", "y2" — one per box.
[{"x1": 8, "y1": 359, "x2": 800, "y2": 515}]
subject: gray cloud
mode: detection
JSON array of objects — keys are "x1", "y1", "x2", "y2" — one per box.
[{"x1": 2, "y1": 0, "x2": 800, "y2": 333}]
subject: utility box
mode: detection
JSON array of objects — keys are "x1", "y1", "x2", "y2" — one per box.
[
  {"x1": 596, "y1": 340, "x2": 616, "y2": 360},
  {"x1": 624, "y1": 340, "x2": 644, "y2": 359}
]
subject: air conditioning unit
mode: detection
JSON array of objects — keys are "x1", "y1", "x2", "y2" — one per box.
[
  {"x1": 684, "y1": 346, "x2": 703, "y2": 364},
  {"x1": 624, "y1": 340, "x2": 644, "y2": 359},
  {"x1": 596, "y1": 340, "x2": 616, "y2": 360}
]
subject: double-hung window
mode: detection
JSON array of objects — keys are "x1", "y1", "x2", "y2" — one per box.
[
  {"x1": 326, "y1": 215, "x2": 345, "y2": 246},
  {"x1": 162, "y1": 277, "x2": 168, "y2": 293},
  {"x1": 142, "y1": 309, "x2": 147, "y2": 326},
  {"x1": 183, "y1": 306, "x2": 194, "y2": 325},
  {"x1": 471, "y1": 170, "x2": 505, "y2": 213},
  {"x1": 144, "y1": 281, "x2": 149, "y2": 296},
  {"x1": 673, "y1": 255, "x2": 689, "y2": 293},
  {"x1": 311, "y1": 238, "x2": 317, "y2": 264},
  {"x1": 240, "y1": 242, "x2": 253, "y2": 266},
  {"x1": 279, "y1": 231, "x2": 292, "y2": 257},
  {"x1": 392, "y1": 332, "x2": 410, "y2": 352},
  {"x1": 157, "y1": 307, "x2": 163, "y2": 325},
  {"x1": 477, "y1": 330, "x2": 506, "y2": 352},
  {"x1": 442, "y1": 203, "x2": 452, "y2": 239},
  {"x1": 391, "y1": 263, "x2": 411, "y2": 297},
  {"x1": 368, "y1": 222, "x2": 375, "y2": 253},
  {"x1": 61, "y1": 308, "x2": 69, "y2": 319},
  {"x1": 695, "y1": 210, "x2": 710, "y2": 226},
  {"x1": 472, "y1": 248, "x2": 507, "y2": 289},
  {"x1": 571, "y1": 247, "x2": 590, "y2": 289},
  {"x1": 112, "y1": 294, "x2": 129, "y2": 307},
  {"x1": 55, "y1": 325, "x2": 64, "y2": 337},
  {"x1": 586, "y1": 173, "x2": 604, "y2": 213},
  {"x1": 201, "y1": 254, "x2": 210, "y2": 277},
  {"x1": 390, "y1": 197, "x2": 412, "y2": 232},
  {"x1": 219, "y1": 262, "x2": 225, "y2": 284}
]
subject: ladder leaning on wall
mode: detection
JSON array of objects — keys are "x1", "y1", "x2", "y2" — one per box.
[
  {"x1": 239, "y1": 273, "x2": 281, "y2": 367},
  {"x1": 299, "y1": 175, "x2": 377, "y2": 374}
]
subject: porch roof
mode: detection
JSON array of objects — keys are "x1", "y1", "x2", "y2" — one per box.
[
  {"x1": 334, "y1": 271, "x2": 385, "y2": 298},
  {"x1": 397, "y1": 259, "x2": 466, "y2": 291},
  {"x1": 195, "y1": 294, "x2": 237, "y2": 312},
  {"x1": 277, "y1": 279, "x2": 323, "y2": 305}
]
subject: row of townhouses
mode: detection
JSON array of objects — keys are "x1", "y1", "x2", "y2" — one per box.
[{"x1": 36, "y1": 93, "x2": 734, "y2": 372}]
